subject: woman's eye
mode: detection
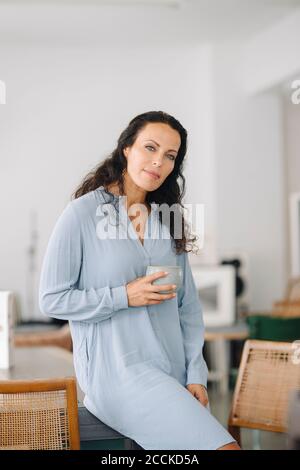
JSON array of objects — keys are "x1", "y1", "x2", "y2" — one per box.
[{"x1": 146, "y1": 146, "x2": 175, "y2": 161}]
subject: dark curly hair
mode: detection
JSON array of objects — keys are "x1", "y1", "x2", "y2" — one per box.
[{"x1": 72, "y1": 110, "x2": 199, "y2": 255}]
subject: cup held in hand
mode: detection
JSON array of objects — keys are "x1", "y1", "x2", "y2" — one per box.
[{"x1": 146, "y1": 265, "x2": 183, "y2": 294}]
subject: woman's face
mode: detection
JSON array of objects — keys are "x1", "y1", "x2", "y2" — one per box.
[{"x1": 123, "y1": 122, "x2": 181, "y2": 192}]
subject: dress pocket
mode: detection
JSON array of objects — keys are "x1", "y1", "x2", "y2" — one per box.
[
  {"x1": 73, "y1": 334, "x2": 89, "y2": 394},
  {"x1": 117, "y1": 348, "x2": 171, "y2": 375},
  {"x1": 84, "y1": 329, "x2": 96, "y2": 387},
  {"x1": 84, "y1": 337, "x2": 91, "y2": 389}
]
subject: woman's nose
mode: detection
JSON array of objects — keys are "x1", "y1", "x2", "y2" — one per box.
[{"x1": 152, "y1": 154, "x2": 163, "y2": 166}]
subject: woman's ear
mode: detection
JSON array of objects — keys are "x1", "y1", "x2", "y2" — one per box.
[{"x1": 123, "y1": 147, "x2": 129, "y2": 159}]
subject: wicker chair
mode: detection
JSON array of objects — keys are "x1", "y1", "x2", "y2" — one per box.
[
  {"x1": 0, "y1": 377, "x2": 80, "y2": 450},
  {"x1": 228, "y1": 339, "x2": 300, "y2": 448}
]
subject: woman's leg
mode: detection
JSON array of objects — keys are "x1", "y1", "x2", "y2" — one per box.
[{"x1": 217, "y1": 441, "x2": 241, "y2": 450}]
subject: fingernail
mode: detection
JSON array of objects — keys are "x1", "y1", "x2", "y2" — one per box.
[{"x1": 164, "y1": 271, "x2": 169, "y2": 275}]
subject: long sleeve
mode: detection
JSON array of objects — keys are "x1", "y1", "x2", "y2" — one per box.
[
  {"x1": 177, "y1": 252, "x2": 208, "y2": 388},
  {"x1": 39, "y1": 201, "x2": 128, "y2": 323}
]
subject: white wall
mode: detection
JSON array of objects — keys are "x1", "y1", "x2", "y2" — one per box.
[
  {"x1": 0, "y1": 43, "x2": 215, "y2": 320},
  {"x1": 235, "y1": 9, "x2": 300, "y2": 306},
  {"x1": 184, "y1": 45, "x2": 218, "y2": 266},
  {"x1": 284, "y1": 97, "x2": 300, "y2": 195},
  {"x1": 212, "y1": 43, "x2": 287, "y2": 310},
  {"x1": 243, "y1": 10, "x2": 300, "y2": 94},
  {"x1": 283, "y1": 94, "x2": 300, "y2": 277}
]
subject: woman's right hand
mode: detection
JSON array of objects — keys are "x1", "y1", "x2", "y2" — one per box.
[{"x1": 126, "y1": 271, "x2": 177, "y2": 307}]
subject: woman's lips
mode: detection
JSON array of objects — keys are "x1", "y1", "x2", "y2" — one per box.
[{"x1": 144, "y1": 169, "x2": 160, "y2": 180}]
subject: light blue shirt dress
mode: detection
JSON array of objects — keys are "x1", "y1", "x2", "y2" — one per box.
[{"x1": 39, "y1": 185, "x2": 235, "y2": 450}]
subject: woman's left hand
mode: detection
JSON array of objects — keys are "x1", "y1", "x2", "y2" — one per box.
[{"x1": 186, "y1": 384, "x2": 209, "y2": 407}]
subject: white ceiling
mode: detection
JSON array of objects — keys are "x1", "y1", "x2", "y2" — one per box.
[{"x1": 0, "y1": 0, "x2": 299, "y2": 46}]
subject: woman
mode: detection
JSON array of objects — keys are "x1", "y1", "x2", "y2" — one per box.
[{"x1": 39, "y1": 110, "x2": 240, "y2": 450}]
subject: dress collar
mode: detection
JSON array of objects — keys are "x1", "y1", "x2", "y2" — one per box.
[{"x1": 97, "y1": 185, "x2": 159, "y2": 212}]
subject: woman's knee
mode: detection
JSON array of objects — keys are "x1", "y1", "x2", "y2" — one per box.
[{"x1": 217, "y1": 441, "x2": 241, "y2": 450}]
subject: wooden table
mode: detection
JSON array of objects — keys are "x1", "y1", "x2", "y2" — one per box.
[
  {"x1": 205, "y1": 322, "x2": 249, "y2": 342},
  {"x1": 0, "y1": 346, "x2": 83, "y2": 400},
  {"x1": 0, "y1": 346, "x2": 138, "y2": 450},
  {"x1": 204, "y1": 322, "x2": 249, "y2": 395}
]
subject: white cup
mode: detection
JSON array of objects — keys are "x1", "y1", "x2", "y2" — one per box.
[{"x1": 146, "y1": 265, "x2": 183, "y2": 294}]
